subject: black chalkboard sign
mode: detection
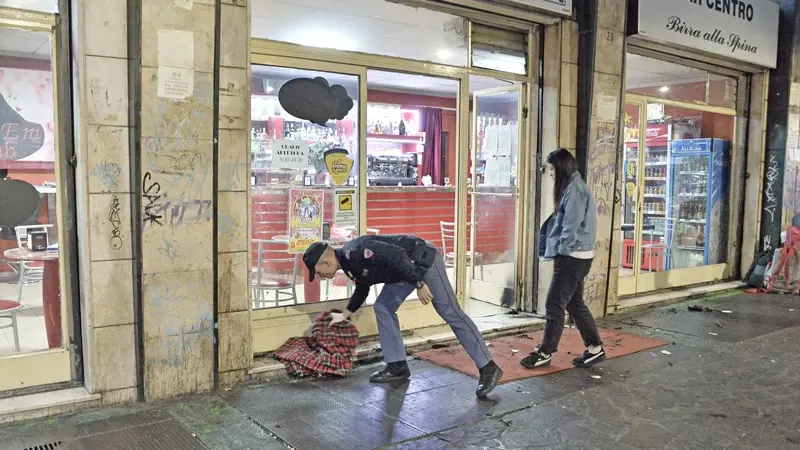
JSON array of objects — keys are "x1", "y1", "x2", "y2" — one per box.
[
  {"x1": 278, "y1": 77, "x2": 354, "y2": 126},
  {"x1": 0, "y1": 93, "x2": 45, "y2": 161},
  {"x1": 0, "y1": 177, "x2": 41, "y2": 229}
]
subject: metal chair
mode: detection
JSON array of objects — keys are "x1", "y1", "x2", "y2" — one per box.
[
  {"x1": 440, "y1": 221, "x2": 484, "y2": 280},
  {"x1": 0, "y1": 299, "x2": 21, "y2": 352},
  {"x1": 251, "y1": 238, "x2": 298, "y2": 308},
  {"x1": 14, "y1": 224, "x2": 53, "y2": 306}
]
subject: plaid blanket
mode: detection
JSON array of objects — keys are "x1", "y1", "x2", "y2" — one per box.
[{"x1": 272, "y1": 310, "x2": 359, "y2": 377}]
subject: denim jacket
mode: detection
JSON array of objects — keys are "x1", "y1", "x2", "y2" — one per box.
[{"x1": 539, "y1": 172, "x2": 597, "y2": 259}]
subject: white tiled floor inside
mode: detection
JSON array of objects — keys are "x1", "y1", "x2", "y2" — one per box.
[{"x1": 0, "y1": 277, "x2": 50, "y2": 356}]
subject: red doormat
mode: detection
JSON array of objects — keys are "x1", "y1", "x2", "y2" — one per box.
[{"x1": 414, "y1": 328, "x2": 668, "y2": 383}]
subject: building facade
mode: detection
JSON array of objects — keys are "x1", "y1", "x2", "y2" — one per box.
[{"x1": 0, "y1": 0, "x2": 784, "y2": 414}]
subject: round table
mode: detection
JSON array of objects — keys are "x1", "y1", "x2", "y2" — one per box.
[{"x1": 4, "y1": 248, "x2": 61, "y2": 349}]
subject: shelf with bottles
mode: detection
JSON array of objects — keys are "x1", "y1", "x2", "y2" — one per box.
[
  {"x1": 644, "y1": 166, "x2": 668, "y2": 179},
  {"x1": 677, "y1": 200, "x2": 707, "y2": 221}
]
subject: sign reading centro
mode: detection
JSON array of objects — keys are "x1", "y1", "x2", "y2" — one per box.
[{"x1": 636, "y1": 0, "x2": 779, "y2": 68}]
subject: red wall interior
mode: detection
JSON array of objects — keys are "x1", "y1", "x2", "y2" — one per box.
[{"x1": 252, "y1": 189, "x2": 515, "y2": 274}]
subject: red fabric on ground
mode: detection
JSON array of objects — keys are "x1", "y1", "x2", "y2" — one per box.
[
  {"x1": 272, "y1": 310, "x2": 359, "y2": 377},
  {"x1": 415, "y1": 328, "x2": 667, "y2": 383}
]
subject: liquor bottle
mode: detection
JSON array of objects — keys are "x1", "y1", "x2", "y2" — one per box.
[{"x1": 398, "y1": 120, "x2": 406, "y2": 136}]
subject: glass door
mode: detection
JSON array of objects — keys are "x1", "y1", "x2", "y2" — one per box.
[
  {"x1": 0, "y1": 13, "x2": 74, "y2": 391},
  {"x1": 618, "y1": 95, "x2": 734, "y2": 296},
  {"x1": 618, "y1": 100, "x2": 644, "y2": 295},
  {"x1": 468, "y1": 85, "x2": 523, "y2": 306}
]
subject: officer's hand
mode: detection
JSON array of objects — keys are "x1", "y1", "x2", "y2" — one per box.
[
  {"x1": 417, "y1": 285, "x2": 433, "y2": 305},
  {"x1": 330, "y1": 311, "x2": 351, "y2": 325}
]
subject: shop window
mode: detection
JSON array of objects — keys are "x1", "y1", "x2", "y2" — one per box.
[
  {"x1": 470, "y1": 23, "x2": 527, "y2": 75},
  {"x1": 365, "y1": 70, "x2": 460, "y2": 299},
  {"x1": 252, "y1": 0, "x2": 468, "y2": 66},
  {"x1": 0, "y1": 1, "x2": 58, "y2": 13},
  {"x1": 619, "y1": 100, "x2": 733, "y2": 279},
  {"x1": 250, "y1": 64, "x2": 360, "y2": 309},
  {"x1": 0, "y1": 26, "x2": 64, "y2": 355},
  {"x1": 625, "y1": 54, "x2": 737, "y2": 108}
]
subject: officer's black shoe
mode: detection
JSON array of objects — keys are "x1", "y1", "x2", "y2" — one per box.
[
  {"x1": 476, "y1": 361, "x2": 503, "y2": 398},
  {"x1": 369, "y1": 362, "x2": 411, "y2": 383}
]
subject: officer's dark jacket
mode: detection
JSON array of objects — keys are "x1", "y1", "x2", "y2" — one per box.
[{"x1": 335, "y1": 235, "x2": 432, "y2": 313}]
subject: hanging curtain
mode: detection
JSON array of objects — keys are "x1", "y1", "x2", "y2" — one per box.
[{"x1": 421, "y1": 107, "x2": 443, "y2": 185}]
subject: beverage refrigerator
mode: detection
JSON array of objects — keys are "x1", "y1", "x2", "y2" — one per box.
[
  {"x1": 621, "y1": 124, "x2": 671, "y2": 271},
  {"x1": 666, "y1": 138, "x2": 730, "y2": 270}
]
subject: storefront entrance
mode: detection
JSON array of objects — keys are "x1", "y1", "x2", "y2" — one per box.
[
  {"x1": 0, "y1": 6, "x2": 75, "y2": 391},
  {"x1": 247, "y1": 0, "x2": 540, "y2": 353},
  {"x1": 617, "y1": 52, "x2": 740, "y2": 296}
]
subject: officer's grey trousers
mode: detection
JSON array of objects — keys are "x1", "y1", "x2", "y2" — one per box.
[{"x1": 374, "y1": 252, "x2": 493, "y2": 369}]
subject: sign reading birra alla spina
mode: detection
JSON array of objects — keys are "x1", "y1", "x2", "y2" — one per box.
[{"x1": 636, "y1": 0, "x2": 779, "y2": 68}]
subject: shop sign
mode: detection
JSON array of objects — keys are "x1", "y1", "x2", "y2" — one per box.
[
  {"x1": 324, "y1": 148, "x2": 354, "y2": 185},
  {"x1": 502, "y1": 0, "x2": 572, "y2": 15},
  {"x1": 272, "y1": 139, "x2": 309, "y2": 170},
  {"x1": 334, "y1": 188, "x2": 358, "y2": 229},
  {"x1": 288, "y1": 189, "x2": 324, "y2": 254},
  {"x1": 636, "y1": 0, "x2": 779, "y2": 68}
]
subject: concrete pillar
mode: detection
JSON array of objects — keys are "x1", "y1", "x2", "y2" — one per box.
[
  {"x1": 137, "y1": 0, "x2": 218, "y2": 400},
  {"x1": 768, "y1": 1, "x2": 800, "y2": 251},
  {"x1": 216, "y1": 0, "x2": 252, "y2": 388},
  {"x1": 576, "y1": 0, "x2": 626, "y2": 316},
  {"x1": 71, "y1": 0, "x2": 138, "y2": 404}
]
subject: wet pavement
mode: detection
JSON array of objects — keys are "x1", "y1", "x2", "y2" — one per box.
[{"x1": 2, "y1": 291, "x2": 800, "y2": 449}]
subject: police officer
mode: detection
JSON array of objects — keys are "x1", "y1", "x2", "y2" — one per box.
[{"x1": 303, "y1": 234, "x2": 503, "y2": 398}]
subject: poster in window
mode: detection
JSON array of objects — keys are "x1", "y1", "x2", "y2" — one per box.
[
  {"x1": 334, "y1": 188, "x2": 357, "y2": 229},
  {"x1": 288, "y1": 189, "x2": 324, "y2": 254},
  {"x1": 0, "y1": 67, "x2": 53, "y2": 165}
]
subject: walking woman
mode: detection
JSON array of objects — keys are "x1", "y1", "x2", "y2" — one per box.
[{"x1": 521, "y1": 148, "x2": 605, "y2": 369}]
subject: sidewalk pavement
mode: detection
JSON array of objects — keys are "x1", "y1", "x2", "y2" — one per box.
[{"x1": 1, "y1": 291, "x2": 799, "y2": 449}]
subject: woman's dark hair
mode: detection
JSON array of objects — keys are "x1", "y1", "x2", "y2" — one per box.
[{"x1": 546, "y1": 148, "x2": 579, "y2": 207}]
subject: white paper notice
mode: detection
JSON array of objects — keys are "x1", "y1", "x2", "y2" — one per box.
[
  {"x1": 788, "y1": 113, "x2": 800, "y2": 149},
  {"x1": 597, "y1": 93, "x2": 619, "y2": 122},
  {"x1": 334, "y1": 188, "x2": 358, "y2": 228},
  {"x1": 483, "y1": 125, "x2": 499, "y2": 156},
  {"x1": 158, "y1": 29, "x2": 194, "y2": 69},
  {"x1": 497, "y1": 125, "x2": 512, "y2": 157},
  {"x1": 157, "y1": 66, "x2": 193, "y2": 100},
  {"x1": 272, "y1": 139, "x2": 309, "y2": 170},
  {"x1": 174, "y1": 0, "x2": 193, "y2": 10},
  {"x1": 791, "y1": 82, "x2": 800, "y2": 106}
]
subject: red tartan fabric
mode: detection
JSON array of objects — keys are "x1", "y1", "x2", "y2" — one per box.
[{"x1": 272, "y1": 310, "x2": 359, "y2": 377}]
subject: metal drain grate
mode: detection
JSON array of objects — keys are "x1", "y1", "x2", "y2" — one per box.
[{"x1": 22, "y1": 441, "x2": 62, "y2": 450}]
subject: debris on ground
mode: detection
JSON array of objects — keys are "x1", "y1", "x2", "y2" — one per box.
[
  {"x1": 661, "y1": 350, "x2": 672, "y2": 355},
  {"x1": 721, "y1": 310, "x2": 733, "y2": 314},
  {"x1": 511, "y1": 349, "x2": 519, "y2": 354},
  {"x1": 688, "y1": 305, "x2": 715, "y2": 312},
  {"x1": 590, "y1": 375, "x2": 602, "y2": 379},
  {"x1": 667, "y1": 308, "x2": 679, "y2": 313},
  {"x1": 708, "y1": 332, "x2": 718, "y2": 336}
]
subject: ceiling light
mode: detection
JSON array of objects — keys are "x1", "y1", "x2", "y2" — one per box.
[
  {"x1": 436, "y1": 49, "x2": 453, "y2": 60},
  {"x1": 659, "y1": 86, "x2": 670, "y2": 93},
  {"x1": 289, "y1": 29, "x2": 358, "y2": 52}
]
